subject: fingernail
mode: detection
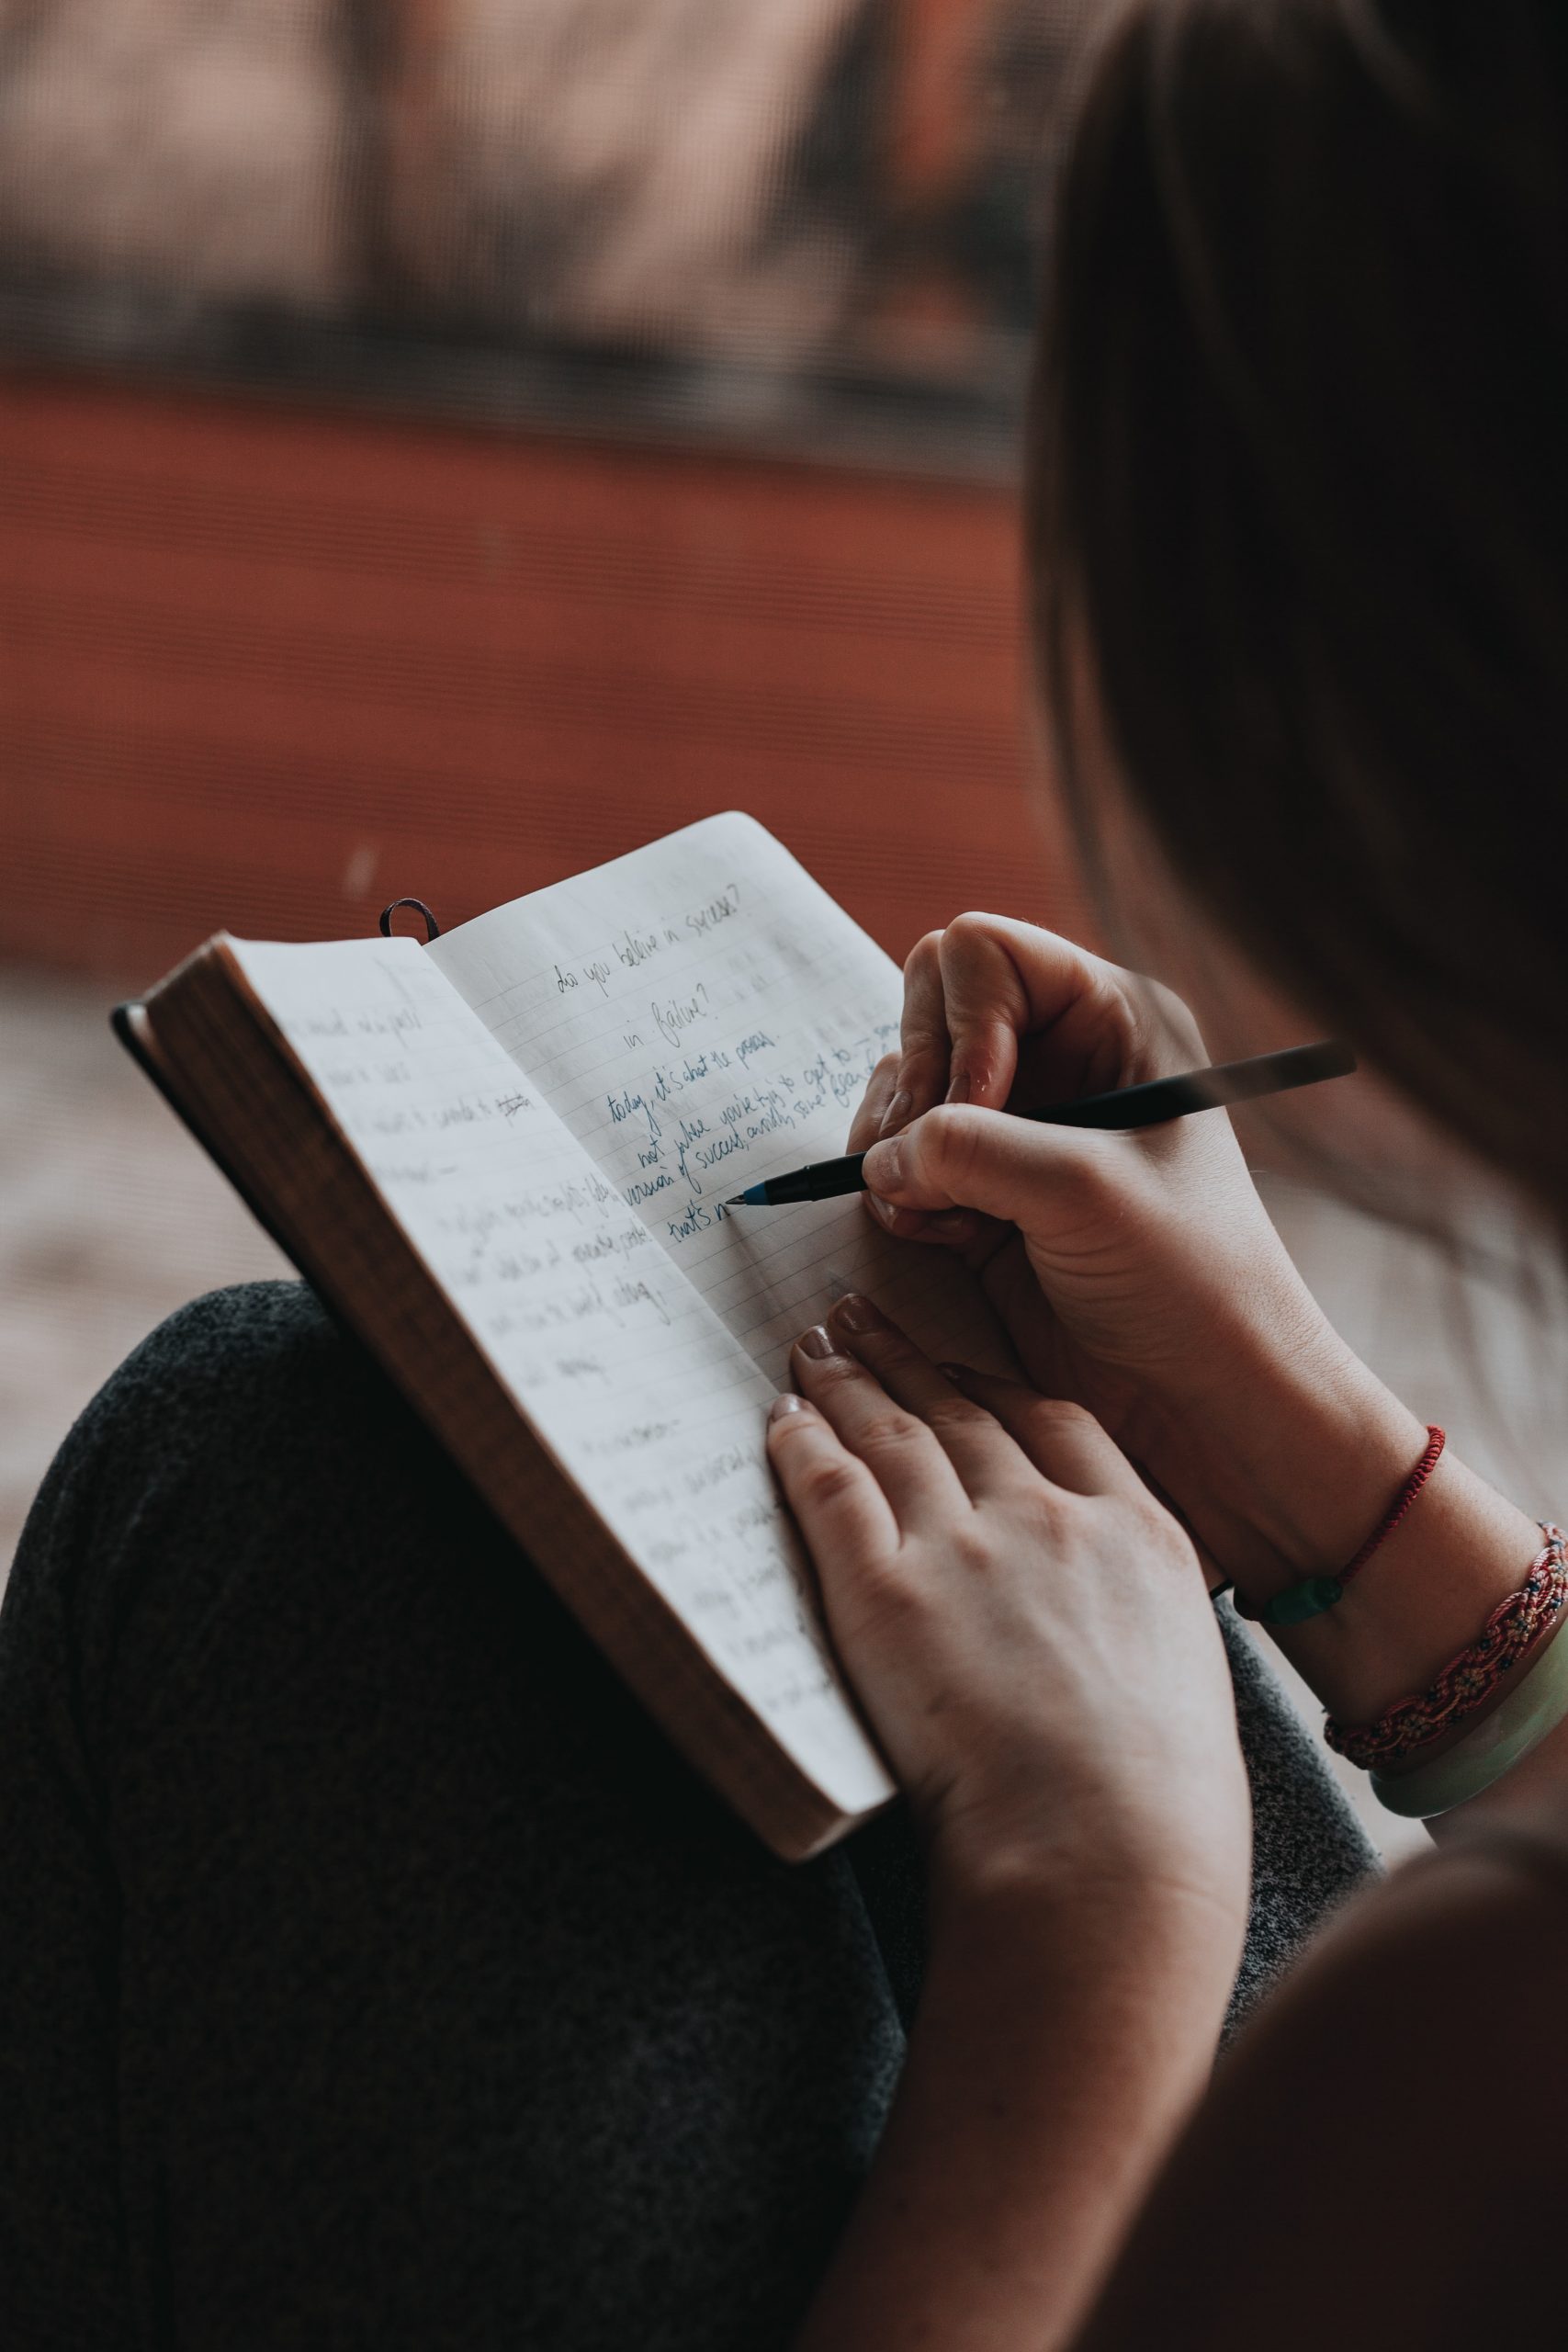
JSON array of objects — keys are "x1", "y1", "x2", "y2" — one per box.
[
  {"x1": 833, "y1": 1292, "x2": 886, "y2": 1334},
  {"x1": 866, "y1": 1136, "x2": 905, "y2": 1193},
  {"x1": 945, "y1": 1069, "x2": 971, "y2": 1105},
  {"x1": 796, "y1": 1324, "x2": 838, "y2": 1360},
  {"x1": 868, "y1": 1194, "x2": 899, "y2": 1228},
  {"x1": 769, "y1": 1392, "x2": 807, "y2": 1421},
  {"x1": 939, "y1": 1362, "x2": 971, "y2": 1382},
  {"x1": 879, "y1": 1089, "x2": 914, "y2": 1137}
]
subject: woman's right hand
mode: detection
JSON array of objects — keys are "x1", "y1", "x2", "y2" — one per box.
[{"x1": 849, "y1": 915, "x2": 1426, "y2": 1596}]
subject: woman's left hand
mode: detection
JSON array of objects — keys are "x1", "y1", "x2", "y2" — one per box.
[{"x1": 768, "y1": 1293, "x2": 1251, "y2": 1928}]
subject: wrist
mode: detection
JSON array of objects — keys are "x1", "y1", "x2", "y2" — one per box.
[
  {"x1": 926, "y1": 1809, "x2": 1249, "y2": 1978},
  {"x1": 921, "y1": 1854, "x2": 1241, "y2": 2114},
  {"x1": 1145, "y1": 1311, "x2": 1546, "y2": 1724},
  {"x1": 1142, "y1": 1295, "x2": 1427, "y2": 1596}
]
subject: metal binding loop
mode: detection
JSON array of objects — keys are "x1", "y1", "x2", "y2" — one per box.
[{"x1": 378, "y1": 898, "x2": 443, "y2": 943}]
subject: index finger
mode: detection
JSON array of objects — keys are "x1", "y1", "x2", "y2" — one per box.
[
  {"x1": 937, "y1": 913, "x2": 1130, "y2": 1111},
  {"x1": 845, "y1": 1051, "x2": 899, "y2": 1155},
  {"x1": 827, "y1": 1294, "x2": 1027, "y2": 1500},
  {"x1": 942, "y1": 1364, "x2": 1132, "y2": 1498},
  {"x1": 881, "y1": 930, "x2": 953, "y2": 1135},
  {"x1": 884, "y1": 914, "x2": 1137, "y2": 1141}
]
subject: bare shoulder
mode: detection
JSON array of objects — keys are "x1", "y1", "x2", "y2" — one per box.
[{"x1": 1081, "y1": 1813, "x2": 1568, "y2": 2349}]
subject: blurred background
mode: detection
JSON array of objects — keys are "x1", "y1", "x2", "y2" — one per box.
[{"x1": 3, "y1": 0, "x2": 1565, "y2": 1856}]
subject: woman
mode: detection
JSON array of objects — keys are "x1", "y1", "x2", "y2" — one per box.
[
  {"x1": 788, "y1": 0, "x2": 1568, "y2": 2341},
  {"x1": 2, "y1": 0, "x2": 1562, "y2": 2345}
]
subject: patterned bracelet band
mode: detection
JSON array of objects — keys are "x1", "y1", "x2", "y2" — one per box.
[
  {"x1": 1371, "y1": 1606, "x2": 1568, "y2": 1819},
  {"x1": 1325, "y1": 1525, "x2": 1568, "y2": 1770}
]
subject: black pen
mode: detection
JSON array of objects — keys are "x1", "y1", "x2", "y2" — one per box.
[{"x1": 724, "y1": 1040, "x2": 1356, "y2": 1207}]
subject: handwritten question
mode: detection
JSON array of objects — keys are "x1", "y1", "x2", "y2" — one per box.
[{"x1": 554, "y1": 881, "x2": 741, "y2": 997}]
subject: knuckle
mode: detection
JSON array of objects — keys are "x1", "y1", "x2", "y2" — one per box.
[
  {"x1": 941, "y1": 910, "x2": 999, "y2": 956},
  {"x1": 904, "y1": 929, "x2": 945, "y2": 981},
  {"x1": 797, "y1": 1453, "x2": 864, "y2": 1511},
  {"x1": 1137, "y1": 1494, "x2": 1191, "y2": 1555},
  {"x1": 920, "y1": 1103, "x2": 983, "y2": 1185},
  {"x1": 856, "y1": 1546, "x2": 916, "y2": 1602},
  {"x1": 947, "y1": 1521, "x2": 999, "y2": 1576},
  {"x1": 1122, "y1": 977, "x2": 1202, "y2": 1076},
  {"x1": 856, "y1": 1408, "x2": 925, "y2": 1457},
  {"x1": 1028, "y1": 1395, "x2": 1100, "y2": 1440},
  {"x1": 1075, "y1": 956, "x2": 1138, "y2": 1037},
  {"x1": 922, "y1": 1396, "x2": 992, "y2": 1437},
  {"x1": 1013, "y1": 1478, "x2": 1077, "y2": 1543},
  {"x1": 848, "y1": 1556, "x2": 925, "y2": 1636},
  {"x1": 854, "y1": 1323, "x2": 919, "y2": 1373},
  {"x1": 1144, "y1": 978, "x2": 1205, "y2": 1058}
]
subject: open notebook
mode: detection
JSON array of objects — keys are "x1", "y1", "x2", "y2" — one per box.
[{"x1": 118, "y1": 813, "x2": 1013, "y2": 1858}]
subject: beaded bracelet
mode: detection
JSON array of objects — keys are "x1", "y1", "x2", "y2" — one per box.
[
  {"x1": 1235, "y1": 1425, "x2": 1446, "y2": 1628},
  {"x1": 1371, "y1": 1601, "x2": 1568, "y2": 1818},
  {"x1": 1325, "y1": 1524, "x2": 1568, "y2": 1770}
]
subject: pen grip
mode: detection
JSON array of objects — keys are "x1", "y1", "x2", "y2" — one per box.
[{"x1": 806, "y1": 1151, "x2": 870, "y2": 1202}]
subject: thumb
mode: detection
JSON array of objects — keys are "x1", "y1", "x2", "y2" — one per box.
[{"x1": 862, "y1": 1104, "x2": 1111, "y2": 1230}]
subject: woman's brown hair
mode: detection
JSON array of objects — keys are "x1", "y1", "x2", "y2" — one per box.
[{"x1": 1031, "y1": 0, "x2": 1568, "y2": 1198}]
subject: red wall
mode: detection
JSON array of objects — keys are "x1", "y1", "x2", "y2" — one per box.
[{"x1": 0, "y1": 375, "x2": 1079, "y2": 985}]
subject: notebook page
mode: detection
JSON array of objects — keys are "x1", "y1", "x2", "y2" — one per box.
[
  {"x1": 426, "y1": 813, "x2": 1013, "y2": 1386},
  {"x1": 227, "y1": 935, "x2": 892, "y2": 1816}
]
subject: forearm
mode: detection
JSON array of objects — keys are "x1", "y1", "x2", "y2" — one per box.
[{"x1": 795, "y1": 1868, "x2": 1238, "y2": 2352}]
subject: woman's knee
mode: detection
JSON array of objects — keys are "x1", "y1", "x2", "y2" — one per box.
[
  {"x1": 67, "y1": 1279, "x2": 389, "y2": 1476},
  {"x1": 10, "y1": 1280, "x2": 762, "y2": 1873},
  {"x1": 9, "y1": 1281, "x2": 485, "y2": 1756},
  {"x1": 39, "y1": 1279, "x2": 462, "y2": 1545}
]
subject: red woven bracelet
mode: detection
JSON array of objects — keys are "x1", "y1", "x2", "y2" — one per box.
[
  {"x1": 1325, "y1": 1525, "x2": 1568, "y2": 1769},
  {"x1": 1236, "y1": 1425, "x2": 1446, "y2": 1626},
  {"x1": 1339, "y1": 1423, "x2": 1447, "y2": 1585}
]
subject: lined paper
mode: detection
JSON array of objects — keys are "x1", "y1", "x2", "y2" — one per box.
[
  {"x1": 427, "y1": 812, "x2": 1013, "y2": 1387},
  {"x1": 229, "y1": 934, "x2": 893, "y2": 1815}
]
